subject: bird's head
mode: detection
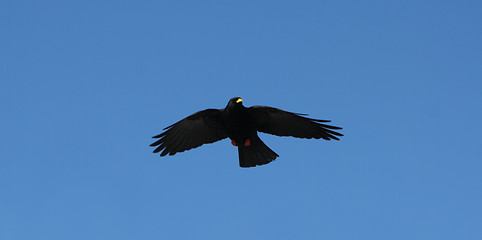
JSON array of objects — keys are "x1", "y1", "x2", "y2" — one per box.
[{"x1": 226, "y1": 97, "x2": 244, "y2": 109}]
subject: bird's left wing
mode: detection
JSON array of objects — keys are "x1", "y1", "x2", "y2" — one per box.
[
  {"x1": 150, "y1": 109, "x2": 228, "y2": 156},
  {"x1": 249, "y1": 106, "x2": 343, "y2": 140}
]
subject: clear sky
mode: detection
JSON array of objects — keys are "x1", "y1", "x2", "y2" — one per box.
[{"x1": 1, "y1": 0, "x2": 481, "y2": 239}]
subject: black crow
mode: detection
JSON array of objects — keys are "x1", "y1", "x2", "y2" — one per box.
[{"x1": 151, "y1": 97, "x2": 343, "y2": 167}]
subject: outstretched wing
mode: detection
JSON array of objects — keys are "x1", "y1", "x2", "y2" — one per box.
[
  {"x1": 150, "y1": 109, "x2": 228, "y2": 156},
  {"x1": 249, "y1": 106, "x2": 343, "y2": 140}
]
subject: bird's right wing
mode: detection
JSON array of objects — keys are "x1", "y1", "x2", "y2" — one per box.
[
  {"x1": 249, "y1": 106, "x2": 343, "y2": 140},
  {"x1": 150, "y1": 109, "x2": 228, "y2": 156}
]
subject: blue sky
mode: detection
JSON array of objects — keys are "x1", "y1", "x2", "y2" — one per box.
[{"x1": 1, "y1": 0, "x2": 481, "y2": 239}]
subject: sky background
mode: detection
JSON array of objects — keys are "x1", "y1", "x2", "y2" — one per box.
[{"x1": 1, "y1": 0, "x2": 482, "y2": 239}]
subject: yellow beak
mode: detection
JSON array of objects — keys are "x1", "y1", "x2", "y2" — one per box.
[{"x1": 236, "y1": 98, "x2": 243, "y2": 103}]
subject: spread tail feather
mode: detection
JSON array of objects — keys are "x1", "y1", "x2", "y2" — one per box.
[{"x1": 238, "y1": 136, "x2": 279, "y2": 168}]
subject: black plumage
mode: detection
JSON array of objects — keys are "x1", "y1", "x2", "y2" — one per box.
[{"x1": 150, "y1": 97, "x2": 343, "y2": 167}]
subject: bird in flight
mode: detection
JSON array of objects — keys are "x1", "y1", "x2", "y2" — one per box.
[{"x1": 150, "y1": 97, "x2": 343, "y2": 168}]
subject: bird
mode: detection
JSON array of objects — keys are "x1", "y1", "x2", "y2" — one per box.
[{"x1": 150, "y1": 97, "x2": 343, "y2": 168}]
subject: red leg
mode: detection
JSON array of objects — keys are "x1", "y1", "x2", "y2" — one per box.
[
  {"x1": 231, "y1": 140, "x2": 237, "y2": 147},
  {"x1": 244, "y1": 138, "x2": 251, "y2": 147}
]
